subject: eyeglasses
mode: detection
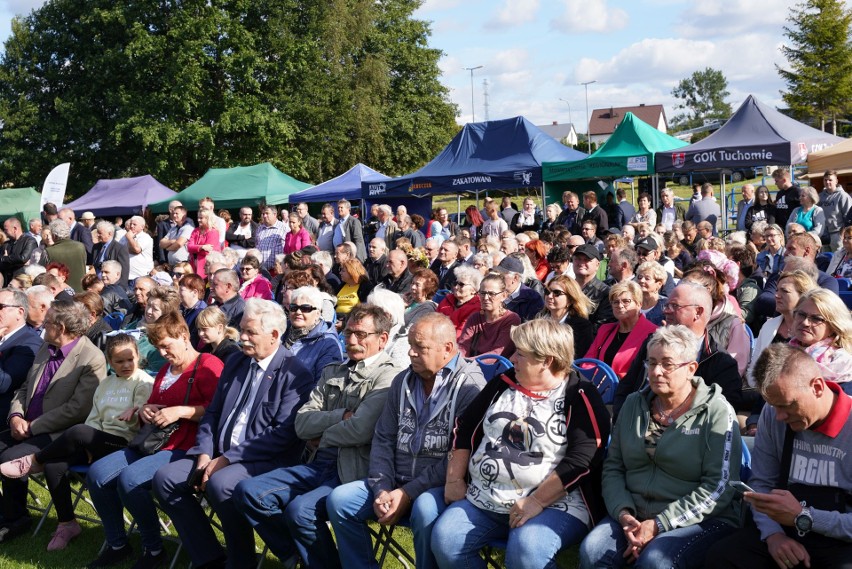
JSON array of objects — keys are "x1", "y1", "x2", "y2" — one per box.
[
  {"x1": 612, "y1": 298, "x2": 635, "y2": 307},
  {"x1": 240, "y1": 267, "x2": 255, "y2": 273},
  {"x1": 0, "y1": 303, "x2": 21, "y2": 310},
  {"x1": 342, "y1": 329, "x2": 381, "y2": 340},
  {"x1": 793, "y1": 310, "x2": 827, "y2": 325},
  {"x1": 172, "y1": 271, "x2": 186, "y2": 277},
  {"x1": 287, "y1": 304, "x2": 318, "y2": 314},
  {"x1": 478, "y1": 290, "x2": 505, "y2": 298},
  {"x1": 545, "y1": 289, "x2": 567, "y2": 297},
  {"x1": 646, "y1": 360, "x2": 692, "y2": 373},
  {"x1": 453, "y1": 282, "x2": 470, "y2": 289},
  {"x1": 662, "y1": 302, "x2": 698, "y2": 312}
]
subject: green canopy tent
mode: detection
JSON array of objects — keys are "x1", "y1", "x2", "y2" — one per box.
[
  {"x1": 148, "y1": 162, "x2": 311, "y2": 213},
  {"x1": 0, "y1": 187, "x2": 42, "y2": 225},
  {"x1": 541, "y1": 112, "x2": 688, "y2": 205}
]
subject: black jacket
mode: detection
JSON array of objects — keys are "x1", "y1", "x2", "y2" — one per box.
[
  {"x1": 0, "y1": 234, "x2": 37, "y2": 284},
  {"x1": 380, "y1": 270, "x2": 414, "y2": 295},
  {"x1": 92, "y1": 240, "x2": 130, "y2": 289},
  {"x1": 365, "y1": 254, "x2": 389, "y2": 285},
  {"x1": 225, "y1": 221, "x2": 259, "y2": 250},
  {"x1": 70, "y1": 223, "x2": 94, "y2": 264},
  {"x1": 430, "y1": 259, "x2": 460, "y2": 291},
  {"x1": 582, "y1": 278, "x2": 614, "y2": 329}
]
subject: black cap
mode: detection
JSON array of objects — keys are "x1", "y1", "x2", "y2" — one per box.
[
  {"x1": 635, "y1": 237, "x2": 658, "y2": 251},
  {"x1": 494, "y1": 256, "x2": 524, "y2": 275},
  {"x1": 607, "y1": 227, "x2": 622, "y2": 235},
  {"x1": 573, "y1": 244, "x2": 602, "y2": 261}
]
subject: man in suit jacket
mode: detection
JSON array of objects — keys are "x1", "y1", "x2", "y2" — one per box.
[
  {"x1": 58, "y1": 208, "x2": 94, "y2": 265},
  {"x1": 0, "y1": 289, "x2": 44, "y2": 421},
  {"x1": 333, "y1": 200, "x2": 366, "y2": 261},
  {"x1": 153, "y1": 299, "x2": 315, "y2": 569},
  {"x1": 430, "y1": 240, "x2": 460, "y2": 291},
  {"x1": 613, "y1": 188, "x2": 636, "y2": 229},
  {"x1": 0, "y1": 218, "x2": 37, "y2": 286},
  {"x1": 92, "y1": 221, "x2": 130, "y2": 289},
  {"x1": 0, "y1": 300, "x2": 106, "y2": 539},
  {"x1": 685, "y1": 183, "x2": 721, "y2": 235}
]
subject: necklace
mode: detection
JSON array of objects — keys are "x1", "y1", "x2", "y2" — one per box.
[{"x1": 654, "y1": 387, "x2": 694, "y2": 425}]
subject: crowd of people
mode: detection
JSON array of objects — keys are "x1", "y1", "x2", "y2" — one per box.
[{"x1": 0, "y1": 171, "x2": 847, "y2": 569}]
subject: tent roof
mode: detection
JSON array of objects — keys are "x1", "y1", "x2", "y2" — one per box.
[
  {"x1": 543, "y1": 112, "x2": 688, "y2": 180},
  {"x1": 0, "y1": 187, "x2": 41, "y2": 224},
  {"x1": 288, "y1": 163, "x2": 390, "y2": 203},
  {"x1": 656, "y1": 95, "x2": 845, "y2": 172},
  {"x1": 64, "y1": 175, "x2": 177, "y2": 217},
  {"x1": 803, "y1": 137, "x2": 852, "y2": 177},
  {"x1": 148, "y1": 162, "x2": 311, "y2": 213},
  {"x1": 366, "y1": 116, "x2": 586, "y2": 198}
]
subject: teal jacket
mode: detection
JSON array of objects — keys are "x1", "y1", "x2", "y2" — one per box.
[{"x1": 603, "y1": 379, "x2": 742, "y2": 531}]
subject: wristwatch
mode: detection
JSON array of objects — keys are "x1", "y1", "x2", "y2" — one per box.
[{"x1": 794, "y1": 501, "x2": 813, "y2": 537}]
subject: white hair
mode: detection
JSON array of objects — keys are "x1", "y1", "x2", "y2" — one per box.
[
  {"x1": 242, "y1": 298, "x2": 288, "y2": 335},
  {"x1": 102, "y1": 260, "x2": 122, "y2": 273},
  {"x1": 289, "y1": 286, "x2": 324, "y2": 310},
  {"x1": 311, "y1": 251, "x2": 333, "y2": 272},
  {"x1": 366, "y1": 288, "x2": 405, "y2": 327},
  {"x1": 96, "y1": 221, "x2": 115, "y2": 235},
  {"x1": 23, "y1": 264, "x2": 47, "y2": 278}
]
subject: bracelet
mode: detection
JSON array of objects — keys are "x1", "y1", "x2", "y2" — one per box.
[
  {"x1": 655, "y1": 518, "x2": 665, "y2": 534},
  {"x1": 530, "y1": 494, "x2": 546, "y2": 509},
  {"x1": 447, "y1": 478, "x2": 465, "y2": 484}
]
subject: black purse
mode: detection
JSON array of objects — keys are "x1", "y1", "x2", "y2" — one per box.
[{"x1": 129, "y1": 357, "x2": 201, "y2": 456}]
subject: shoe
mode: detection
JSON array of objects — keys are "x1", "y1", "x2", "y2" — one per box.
[
  {"x1": 0, "y1": 516, "x2": 32, "y2": 543},
  {"x1": 47, "y1": 520, "x2": 82, "y2": 551},
  {"x1": 87, "y1": 543, "x2": 134, "y2": 568},
  {"x1": 131, "y1": 548, "x2": 167, "y2": 569},
  {"x1": 0, "y1": 454, "x2": 43, "y2": 479}
]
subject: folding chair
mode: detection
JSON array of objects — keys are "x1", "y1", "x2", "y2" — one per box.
[
  {"x1": 29, "y1": 464, "x2": 103, "y2": 536},
  {"x1": 369, "y1": 523, "x2": 415, "y2": 569},
  {"x1": 104, "y1": 312, "x2": 125, "y2": 331},
  {"x1": 572, "y1": 358, "x2": 619, "y2": 405},
  {"x1": 432, "y1": 289, "x2": 451, "y2": 304},
  {"x1": 474, "y1": 354, "x2": 513, "y2": 382}
]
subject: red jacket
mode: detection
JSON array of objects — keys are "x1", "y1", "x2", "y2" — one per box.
[
  {"x1": 584, "y1": 315, "x2": 658, "y2": 378},
  {"x1": 437, "y1": 294, "x2": 481, "y2": 339},
  {"x1": 186, "y1": 228, "x2": 221, "y2": 278}
]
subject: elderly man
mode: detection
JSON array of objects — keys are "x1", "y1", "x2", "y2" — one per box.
[
  {"x1": 25, "y1": 286, "x2": 54, "y2": 336},
  {"x1": 656, "y1": 188, "x2": 686, "y2": 231},
  {"x1": 234, "y1": 304, "x2": 401, "y2": 568},
  {"x1": 44, "y1": 220, "x2": 86, "y2": 292},
  {"x1": 256, "y1": 205, "x2": 289, "y2": 269},
  {"x1": 333, "y1": 200, "x2": 366, "y2": 261},
  {"x1": 614, "y1": 282, "x2": 742, "y2": 420},
  {"x1": 819, "y1": 170, "x2": 852, "y2": 250},
  {"x1": 375, "y1": 205, "x2": 399, "y2": 243},
  {"x1": 327, "y1": 313, "x2": 486, "y2": 569},
  {"x1": 686, "y1": 183, "x2": 722, "y2": 234},
  {"x1": 398, "y1": 215, "x2": 424, "y2": 248},
  {"x1": 198, "y1": 197, "x2": 227, "y2": 247},
  {"x1": 707, "y1": 343, "x2": 852, "y2": 568},
  {"x1": 121, "y1": 276, "x2": 156, "y2": 330},
  {"x1": 210, "y1": 269, "x2": 245, "y2": 328},
  {"x1": 57, "y1": 208, "x2": 94, "y2": 264},
  {"x1": 380, "y1": 249, "x2": 413, "y2": 294},
  {"x1": 79, "y1": 211, "x2": 96, "y2": 230},
  {"x1": 153, "y1": 299, "x2": 315, "y2": 569},
  {"x1": 100, "y1": 261, "x2": 132, "y2": 316},
  {"x1": 557, "y1": 191, "x2": 586, "y2": 234},
  {"x1": 225, "y1": 207, "x2": 258, "y2": 258},
  {"x1": 120, "y1": 216, "x2": 153, "y2": 282},
  {"x1": 294, "y1": 202, "x2": 319, "y2": 237},
  {"x1": 92, "y1": 221, "x2": 130, "y2": 289},
  {"x1": 773, "y1": 168, "x2": 802, "y2": 228},
  {"x1": 736, "y1": 184, "x2": 755, "y2": 232},
  {"x1": 0, "y1": 300, "x2": 106, "y2": 542},
  {"x1": 316, "y1": 204, "x2": 338, "y2": 254},
  {"x1": 430, "y1": 240, "x2": 460, "y2": 291},
  {"x1": 0, "y1": 218, "x2": 37, "y2": 285},
  {"x1": 573, "y1": 244, "x2": 614, "y2": 328},
  {"x1": 495, "y1": 256, "x2": 543, "y2": 322},
  {"x1": 0, "y1": 289, "x2": 43, "y2": 420},
  {"x1": 607, "y1": 247, "x2": 638, "y2": 284},
  {"x1": 366, "y1": 238, "x2": 389, "y2": 284},
  {"x1": 156, "y1": 200, "x2": 188, "y2": 263},
  {"x1": 423, "y1": 238, "x2": 440, "y2": 263},
  {"x1": 27, "y1": 218, "x2": 43, "y2": 245},
  {"x1": 500, "y1": 236, "x2": 520, "y2": 255},
  {"x1": 582, "y1": 191, "x2": 609, "y2": 239}
]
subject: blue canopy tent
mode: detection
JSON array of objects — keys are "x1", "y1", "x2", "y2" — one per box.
[
  {"x1": 363, "y1": 116, "x2": 586, "y2": 203},
  {"x1": 288, "y1": 163, "x2": 390, "y2": 203}
]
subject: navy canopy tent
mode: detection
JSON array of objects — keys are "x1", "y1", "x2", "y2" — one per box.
[
  {"x1": 655, "y1": 95, "x2": 845, "y2": 172},
  {"x1": 364, "y1": 116, "x2": 586, "y2": 199},
  {"x1": 289, "y1": 163, "x2": 390, "y2": 203},
  {"x1": 65, "y1": 175, "x2": 177, "y2": 217}
]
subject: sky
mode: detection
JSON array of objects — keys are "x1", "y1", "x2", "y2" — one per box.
[{"x1": 0, "y1": 0, "x2": 822, "y2": 134}]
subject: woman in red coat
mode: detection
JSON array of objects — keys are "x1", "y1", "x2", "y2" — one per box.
[
  {"x1": 436, "y1": 265, "x2": 482, "y2": 339},
  {"x1": 284, "y1": 213, "x2": 312, "y2": 254}
]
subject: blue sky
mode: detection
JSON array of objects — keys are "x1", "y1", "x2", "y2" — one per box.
[{"x1": 0, "y1": 0, "x2": 816, "y2": 133}]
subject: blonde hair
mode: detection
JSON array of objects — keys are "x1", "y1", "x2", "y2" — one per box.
[
  {"x1": 547, "y1": 275, "x2": 591, "y2": 319},
  {"x1": 195, "y1": 306, "x2": 239, "y2": 341},
  {"x1": 510, "y1": 319, "x2": 575, "y2": 374},
  {"x1": 609, "y1": 280, "x2": 643, "y2": 305},
  {"x1": 796, "y1": 289, "x2": 852, "y2": 352}
]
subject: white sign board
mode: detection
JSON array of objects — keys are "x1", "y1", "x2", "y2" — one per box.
[{"x1": 40, "y1": 163, "x2": 70, "y2": 210}]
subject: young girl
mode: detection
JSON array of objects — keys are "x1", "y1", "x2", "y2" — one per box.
[{"x1": 0, "y1": 334, "x2": 154, "y2": 551}]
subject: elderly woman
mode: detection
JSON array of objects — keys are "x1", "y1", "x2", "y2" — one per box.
[
  {"x1": 178, "y1": 273, "x2": 207, "y2": 345},
  {"x1": 524, "y1": 239, "x2": 550, "y2": 282},
  {"x1": 137, "y1": 286, "x2": 182, "y2": 375},
  {"x1": 186, "y1": 210, "x2": 221, "y2": 279},
  {"x1": 787, "y1": 185, "x2": 825, "y2": 236},
  {"x1": 510, "y1": 197, "x2": 542, "y2": 234},
  {"x1": 367, "y1": 288, "x2": 411, "y2": 368},
  {"x1": 85, "y1": 313, "x2": 222, "y2": 569},
  {"x1": 579, "y1": 325, "x2": 741, "y2": 569},
  {"x1": 238, "y1": 255, "x2": 273, "y2": 300},
  {"x1": 437, "y1": 265, "x2": 483, "y2": 339},
  {"x1": 458, "y1": 273, "x2": 521, "y2": 358},
  {"x1": 404, "y1": 267, "x2": 439, "y2": 327},
  {"x1": 471, "y1": 252, "x2": 493, "y2": 276},
  {"x1": 283, "y1": 286, "x2": 344, "y2": 377},
  {"x1": 541, "y1": 203, "x2": 561, "y2": 232},
  {"x1": 636, "y1": 261, "x2": 668, "y2": 326},
  {"x1": 584, "y1": 281, "x2": 658, "y2": 378},
  {"x1": 433, "y1": 319, "x2": 611, "y2": 569},
  {"x1": 827, "y1": 225, "x2": 852, "y2": 277},
  {"x1": 631, "y1": 193, "x2": 657, "y2": 227},
  {"x1": 538, "y1": 275, "x2": 594, "y2": 357},
  {"x1": 75, "y1": 291, "x2": 113, "y2": 351},
  {"x1": 284, "y1": 212, "x2": 312, "y2": 254},
  {"x1": 196, "y1": 306, "x2": 241, "y2": 363},
  {"x1": 791, "y1": 289, "x2": 852, "y2": 390}
]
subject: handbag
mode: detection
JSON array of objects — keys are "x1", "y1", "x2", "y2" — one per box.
[{"x1": 129, "y1": 357, "x2": 201, "y2": 456}]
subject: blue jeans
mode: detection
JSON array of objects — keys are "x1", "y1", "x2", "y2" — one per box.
[
  {"x1": 327, "y1": 480, "x2": 446, "y2": 569},
  {"x1": 432, "y1": 498, "x2": 589, "y2": 569},
  {"x1": 233, "y1": 452, "x2": 340, "y2": 568},
  {"x1": 578, "y1": 515, "x2": 736, "y2": 569},
  {"x1": 86, "y1": 447, "x2": 185, "y2": 551}
]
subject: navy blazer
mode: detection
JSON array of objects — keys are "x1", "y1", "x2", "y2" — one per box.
[
  {"x1": 92, "y1": 239, "x2": 130, "y2": 289},
  {"x1": 0, "y1": 326, "x2": 44, "y2": 419},
  {"x1": 70, "y1": 223, "x2": 94, "y2": 264},
  {"x1": 189, "y1": 344, "x2": 316, "y2": 465}
]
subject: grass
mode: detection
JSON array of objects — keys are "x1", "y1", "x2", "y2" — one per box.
[{"x1": 8, "y1": 478, "x2": 581, "y2": 568}]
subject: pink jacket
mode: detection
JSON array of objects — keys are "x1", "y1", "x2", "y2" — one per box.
[
  {"x1": 584, "y1": 315, "x2": 658, "y2": 378},
  {"x1": 284, "y1": 228, "x2": 312, "y2": 254},
  {"x1": 186, "y1": 228, "x2": 221, "y2": 278},
  {"x1": 240, "y1": 276, "x2": 273, "y2": 300}
]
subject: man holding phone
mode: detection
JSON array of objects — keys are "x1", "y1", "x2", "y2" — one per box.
[{"x1": 707, "y1": 344, "x2": 852, "y2": 569}]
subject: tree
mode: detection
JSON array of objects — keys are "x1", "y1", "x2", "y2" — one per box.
[
  {"x1": 670, "y1": 68, "x2": 732, "y2": 130},
  {"x1": 0, "y1": 0, "x2": 458, "y2": 197},
  {"x1": 777, "y1": 0, "x2": 852, "y2": 134}
]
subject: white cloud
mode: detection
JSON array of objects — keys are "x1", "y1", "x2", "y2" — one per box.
[
  {"x1": 486, "y1": 0, "x2": 540, "y2": 29},
  {"x1": 417, "y1": 0, "x2": 465, "y2": 12},
  {"x1": 551, "y1": 0, "x2": 628, "y2": 33},
  {"x1": 677, "y1": 0, "x2": 794, "y2": 37}
]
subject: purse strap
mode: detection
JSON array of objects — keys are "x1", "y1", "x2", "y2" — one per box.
[{"x1": 181, "y1": 356, "x2": 202, "y2": 405}]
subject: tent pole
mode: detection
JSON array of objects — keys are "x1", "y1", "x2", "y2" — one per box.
[
  {"x1": 721, "y1": 177, "x2": 727, "y2": 233},
  {"x1": 457, "y1": 194, "x2": 462, "y2": 222}
]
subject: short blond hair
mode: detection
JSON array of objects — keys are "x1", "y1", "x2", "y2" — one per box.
[
  {"x1": 609, "y1": 280, "x2": 643, "y2": 305},
  {"x1": 510, "y1": 319, "x2": 575, "y2": 374}
]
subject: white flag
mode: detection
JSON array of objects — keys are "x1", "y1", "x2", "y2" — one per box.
[{"x1": 40, "y1": 163, "x2": 71, "y2": 210}]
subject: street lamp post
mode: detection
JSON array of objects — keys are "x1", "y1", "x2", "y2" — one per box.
[
  {"x1": 464, "y1": 66, "x2": 483, "y2": 123},
  {"x1": 558, "y1": 98, "x2": 573, "y2": 126},
  {"x1": 580, "y1": 80, "x2": 596, "y2": 153}
]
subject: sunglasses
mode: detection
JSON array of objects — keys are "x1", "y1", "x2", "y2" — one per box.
[
  {"x1": 287, "y1": 304, "x2": 318, "y2": 314},
  {"x1": 545, "y1": 289, "x2": 567, "y2": 297}
]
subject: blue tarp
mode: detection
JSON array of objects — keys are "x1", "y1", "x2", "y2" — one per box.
[
  {"x1": 363, "y1": 116, "x2": 587, "y2": 199},
  {"x1": 655, "y1": 95, "x2": 845, "y2": 172},
  {"x1": 65, "y1": 175, "x2": 177, "y2": 217},
  {"x1": 289, "y1": 163, "x2": 390, "y2": 203}
]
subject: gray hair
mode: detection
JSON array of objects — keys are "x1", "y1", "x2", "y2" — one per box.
[
  {"x1": 221, "y1": 248, "x2": 240, "y2": 269},
  {"x1": 1, "y1": 288, "x2": 29, "y2": 314},
  {"x1": 102, "y1": 260, "x2": 122, "y2": 274},
  {"x1": 311, "y1": 251, "x2": 333, "y2": 272},
  {"x1": 801, "y1": 186, "x2": 819, "y2": 205},
  {"x1": 245, "y1": 249, "x2": 263, "y2": 263},
  {"x1": 289, "y1": 286, "x2": 324, "y2": 310},
  {"x1": 379, "y1": 204, "x2": 393, "y2": 215},
  {"x1": 50, "y1": 299, "x2": 90, "y2": 337},
  {"x1": 129, "y1": 215, "x2": 146, "y2": 228},
  {"x1": 366, "y1": 288, "x2": 406, "y2": 327},
  {"x1": 453, "y1": 265, "x2": 483, "y2": 291},
  {"x1": 646, "y1": 325, "x2": 699, "y2": 361},
  {"x1": 95, "y1": 221, "x2": 115, "y2": 235},
  {"x1": 636, "y1": 260, "x2": 667, "y2": 283},
  {"x1": 205, "y1": 251, "x2": 227, "y2": 267},
  {"x1": 726, "y1": 231, "x2": 747, "y2": 246},
  {"x1": 753, "y1": 343, "x2": 817, "y2": 396},
  {"x1": 49, "y1": 219, "x2": 70, "y2": 241},
  {"x1": 242, "y1": 298, "x2": 288, "y2": 335},
  {"x1": 26, "y1": 284, "x2": 54, "y2": 304},
  {"x1": 750, "y1": 220, "x2": 768, "y2": 236},
  {"x1": 213, "y1": 268, "x2": 240, "y2": 289},
  {"x1": 424, "y1": 237, "x2": 441, "y2": 249},
  {"x1": 23, "y1": 264, "x2": 47, "y2": 278},
  {"x1": 780, "y1": 256, "x2": 818, "y2": 280}
]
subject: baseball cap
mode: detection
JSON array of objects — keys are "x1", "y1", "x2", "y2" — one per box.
[
  {"x1": 573, "y1": 244, "x2": 602, "y2": 261},
  {"x1": 635, "y1": 237, "x2": 658, "y2": 252},
  {"x1": 493, "y1": 256, "x2": 524, "y2": 275}
]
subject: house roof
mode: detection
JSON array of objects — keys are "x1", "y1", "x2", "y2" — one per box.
[
  {"x1": 589, "y1": 104, "x2": 666, "y2": 135},
  {"x1": 536, "y1": 122, "x2": 576, "y2": 141}
]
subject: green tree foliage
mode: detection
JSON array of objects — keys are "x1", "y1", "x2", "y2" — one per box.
[
  {"x1": 777, "y1": 0, "x2": 852, "y2": 134},
  {"x1": 670, "y1": 68, "x2": 732, "y2": 130},
  {"x1": 0, "y1": 0, "x2": 458, "y2": 197}
]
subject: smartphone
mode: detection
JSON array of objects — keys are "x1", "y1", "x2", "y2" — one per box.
[
  {"x1": 729, "y1": 481, "x2": 755, "y2": 494},
  {"x1": 187, "y1": 467, "x2": 205, "y2": 489}
]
